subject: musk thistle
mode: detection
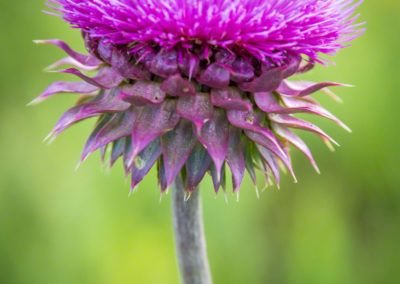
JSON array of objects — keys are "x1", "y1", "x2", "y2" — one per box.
[
  {"x1": 34, "y1": 0, "x2": 364, "y2": 195},
  {"x1": 34, "y1": 1, "x2": 364, "y2": 283}
]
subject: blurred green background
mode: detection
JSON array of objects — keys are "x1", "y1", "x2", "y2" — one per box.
[{"x1": 0, "y1": 0, "x2": 399, "y2": 283}]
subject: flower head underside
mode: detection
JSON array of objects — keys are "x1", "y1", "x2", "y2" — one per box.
[{"x1": 34, "y1": 0, "x2": 364, "y2": 195}]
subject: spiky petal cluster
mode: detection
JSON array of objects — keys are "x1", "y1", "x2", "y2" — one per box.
[
  {"x1": 35, "y1": 1, "x2": 363, "y2": 194},
  {"x1": 47, "y1": 0, "x2": 364, "y2": 64}
]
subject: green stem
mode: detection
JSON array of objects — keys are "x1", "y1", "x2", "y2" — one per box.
[{"x1": 171, "y1": 176, "x2": 212, "y2": 284}]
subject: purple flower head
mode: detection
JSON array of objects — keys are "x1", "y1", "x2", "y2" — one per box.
[
  {"x1": 34, "y1": 0, "x2": 364, "y2": 196},
  {"x1": 48, "y1": 0, "x2": 364, "y2": 64}
]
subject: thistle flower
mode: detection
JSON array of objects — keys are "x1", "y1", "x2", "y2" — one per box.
[{"x1": 35, "y1": 0, "x2": 364, "y2": 195}]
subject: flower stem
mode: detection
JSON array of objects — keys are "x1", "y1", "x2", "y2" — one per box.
[{"x1": 172, "y1": 176, "x2": 212, "y2": 284}]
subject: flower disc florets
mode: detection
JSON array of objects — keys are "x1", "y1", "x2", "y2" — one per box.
[{"x1": 35, "y1": 0, "x2": 364, "y2": 194}]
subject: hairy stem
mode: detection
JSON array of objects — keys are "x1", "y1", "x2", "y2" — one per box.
[{"x1": 172, "y1": 176, "x2": 212, "y2": 284}]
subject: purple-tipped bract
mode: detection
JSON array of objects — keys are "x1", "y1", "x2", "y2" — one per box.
[{"x1": 35, "y1": 0, "x2": 364, "y2": 194}]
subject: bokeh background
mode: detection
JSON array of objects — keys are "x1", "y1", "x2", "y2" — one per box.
[{"x1": 1, "y1": 0, "x2": 399, "y2": 283}]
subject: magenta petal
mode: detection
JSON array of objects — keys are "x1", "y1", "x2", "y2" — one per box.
[
  {"x1": 150, "y1": 49, "x2": 178, "y2": 78},
  {"x1": 211, "y1": 88, "x2": 252, "y2": 111},
  {"x1": 35, "y1": 39, "x2": 101, "y2": 66},
  {"x1": 130, "y1": 100, "x2": 180, "y2": 164},
  {"x1": 277, "y1": 80, "x2": 345, "y2": 97},
  {"x1": 49, "y1": 0, "x2": 364, "y2": 65},
  {"x1": 160, "y1": 74, "x2": 196, "y2": 97},
  {"x1": 81, "y1": 108, "x2": 140, "y2": 161},
  {"x1": 238, "y1": 68, "x2": 282, "y2": 92},
  {"x1": 161, "y1": 120, "x2": 197, "y2": 188},
  {"x1": 111, "y1": 49, "x2": 151, "y2": 80},
  {"x1": 199, "y1": 63, "x2": 230, "y2": 89},
  {"x1": 268, "y1": 113, "x2": 339, "y2": 145},
  {"x1": 230, "y1": 57, "x2": 254, "y2": 83},
  {"x1": 196, "y1": 109, "x2": 229, "y2": 176},
  {"x1": 186, "y1": 143, "x2": 212, "y2": 191},
  {"x1": 176, "y1": 92, "x2": 214, "y2": 132},
  {"x1": 255, "y1": 144, "x2": 280, "y2": 185},
  {"x1": 32, "y1": 81, "x2": 98, "y2": 104},
  {"x1": 273, "y1": 124, "x2": 320, "y2": 173},
  {"x1": 226, "y1": 127, "x2": 245, "y2": 192},
  {"x1": 131, "y1": 138, "x2": 162, "y2": 188},
  {"x1": 57, "y1": 67, "x2": 124, "y2": 89},
  {"x1": 119, "y1": 81, "x2": 166, "y2": 106}
]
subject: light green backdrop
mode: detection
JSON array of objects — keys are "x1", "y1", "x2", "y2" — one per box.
[{"x1": 0, "y1": 0, "x2": 399, "y2": 283}]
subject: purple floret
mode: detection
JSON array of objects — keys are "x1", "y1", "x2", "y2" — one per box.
[{"x1": 47, "y1": 0, "x2": 364, "y2": 64}]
